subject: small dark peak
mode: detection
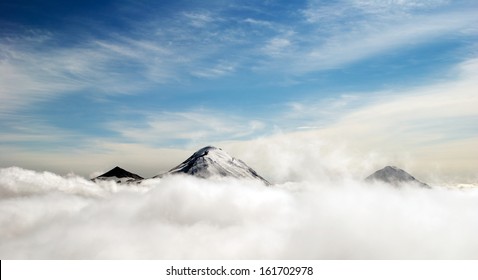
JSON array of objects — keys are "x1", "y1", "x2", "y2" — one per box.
[
  {"x1": 110, "y1": 166, "x2": 123, "y2": 173},
  {"x1": 98, "y1": 166, "x2": 143, "y2": 179},
  {"x1": 365, "y1": 166, "x2": 429, "y2": 188},
  {"x1": 92, "y1": 166, "x2": 143, "y2": 183}
]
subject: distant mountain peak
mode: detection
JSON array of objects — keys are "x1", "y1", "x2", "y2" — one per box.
[
  {"x1": 365, "y1": 166, "x2": 429, "y2": 188},
  {"x1": 92, "y1": 166, "x2": 143, "y2": 184},
  {"x1": 158, "y1": 146, "x2": 270, "y2": 185}
]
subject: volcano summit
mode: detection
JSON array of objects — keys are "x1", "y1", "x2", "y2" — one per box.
[
  {"x1": 365, "y1": 166, "x2": 429, "y2": 188},
  {"x1": 156, "y1": 146, "x2": 270, "y2": 185},
  {"x1": 92, "y1": 166, "x2": 143, "y2": 184}
]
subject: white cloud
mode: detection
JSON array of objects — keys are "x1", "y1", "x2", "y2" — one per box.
[
  {"x1": 351, "y1": 0, "x2": 450, "y2": 12},
  {"x1": 279, "y1": 0, "x2": 476, "y2": 74},
  {"x1": 182, "y1": 11, "x2": 216, "y2": 28},
  {"x1": 0, "y1": 166, "x2": 477, "y2": 259},
  {"x1": 0, "y1": 16, "x2": 242, "y2": 116},
  {"x1": 109, "y1": 110, "x2": 267, "y2": 147},
  {"x1": 0, "y1": 38, "x2": 156, "y2": 116},
  {"x1": 303, "y1": 0, "x2": 450, "y2": 23},
  {"x1": 0, "y1": 56, "x2": 80, "y2": 116},
  {"x1": 263, "y1": 37, "x2": 292, "y2": 57},
  {"x1": 243, "y1": 18, "x2": 274, "y2": 28},
  {"x1": 295, "y1": 11, "x2": 477, "y2": 72},
  {"x1": 191, "y1": 61, "x2": 236, "y2": 78}
]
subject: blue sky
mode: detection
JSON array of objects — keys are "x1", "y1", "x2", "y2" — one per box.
[{"x1": 1, "y1": 0, "x2": 477, "y2": 180}]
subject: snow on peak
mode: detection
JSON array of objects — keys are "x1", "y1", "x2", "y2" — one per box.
[
  {"x1": 365, "y1": 166, "x2": 429, "y2": 188},
  {"x1": 161, "y1": 146, "x2": 270, "y2": 185}
]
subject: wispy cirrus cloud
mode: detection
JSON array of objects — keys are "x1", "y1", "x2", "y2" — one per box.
[
  {"x1": 302, "y1": 0, "x2": 450, "y2": 23},
  {"x1": 280, "y1": 0, "x2": 478, "y2": 72},
  {"x1": 1, "y1": 0, "x2": 475, "y2": 117},
  {"x1": 182, "y1": 11, "x2": 217, "y2": 28},
  {"x1": 0, "y1": 36, "x2": 158, "y2": 116},
  {"x1": 262, "y1": 37, "x2": 292, "y2": 57},
  {"x1": 190, "y1": 61, "x2": 237, "y2": 78},
  {"x1": 108, "y1": 110, "x2": 267, "y2": 147},
  {"x1": 0, "y1": 5, "x2": 255, "y2": 116}
]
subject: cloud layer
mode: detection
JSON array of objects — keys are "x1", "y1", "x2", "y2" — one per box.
[{"x1": 1, "y1": 166, "x2": 477, "y2": 259}]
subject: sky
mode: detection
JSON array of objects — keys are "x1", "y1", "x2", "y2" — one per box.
[{"x1": 0, "y1": 0, "x2": 477, "y2": 183}]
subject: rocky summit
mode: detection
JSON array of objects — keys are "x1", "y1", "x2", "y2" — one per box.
[
  {"x1": 157, "y1": 146, "x2": 270, "y2": 185},
  {"x1": 92, "y1": 166, "x2": 143, "y2": 184},
  {"x1": 365, "y1": 166, "x2": 429, "y2": 188}
]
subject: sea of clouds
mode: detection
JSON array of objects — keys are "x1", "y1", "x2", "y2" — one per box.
[{"x1": 1, "y1": 165, "x2": 477, "y2": 259}]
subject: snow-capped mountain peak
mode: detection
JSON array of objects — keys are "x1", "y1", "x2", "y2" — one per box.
[{"x1": 159, "y1": 146, "x2": 270, "y2": 185}]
